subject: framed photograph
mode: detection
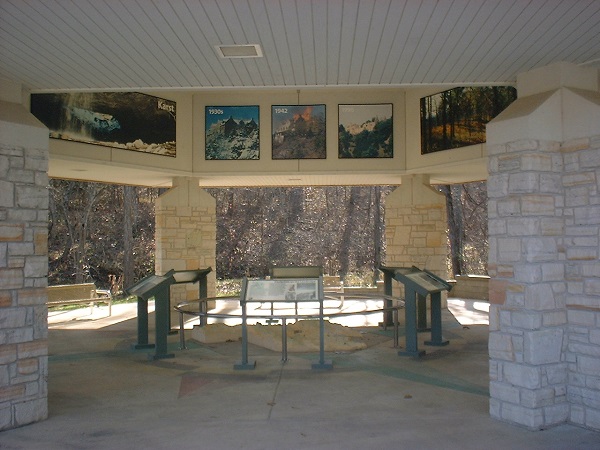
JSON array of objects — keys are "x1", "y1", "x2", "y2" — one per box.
[
  {"x1": 420, "y1": 86, "x2": 517, "y2": 154},
  {"x1": 205, "y1": 106, "x2": 260, "y2": 160},
  {"x1": 30, "y1": 92, "x2": 176, "y2": 157},
  {"x1": 338, "y1": 104, "x2": 393, "y2": 158},
  {"x1": 272, "y1": 105, "x2": 326, "y2": 159}
]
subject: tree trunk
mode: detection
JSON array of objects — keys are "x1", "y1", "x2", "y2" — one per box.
[
  {"x1": 123, "y1": 185, "x2": 136, "y2": 287},
  {"x1": 372, "y1": 186, "x2": 383, "y2": 285},
  {"x1": 440, "y1": 184, "x2": 463, "y2": 276}
]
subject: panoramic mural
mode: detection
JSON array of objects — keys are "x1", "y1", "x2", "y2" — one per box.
[{"x1": 31, "y1": 92, "x2": 176, "y2": 157}]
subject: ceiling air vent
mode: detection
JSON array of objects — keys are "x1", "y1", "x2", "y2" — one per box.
[{"x1": 216, "y1": 44, "x2": 263, "y2": 58}]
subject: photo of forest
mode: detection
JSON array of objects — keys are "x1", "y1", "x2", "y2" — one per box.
[
  {"x1": 30, "y1": 92, "x2": 176, "y2": 157},
  {"x1": 338, "y1": 104, "x2": 393, "y2": 158},
  {"x1": 420, "y1": 86, "x2": 517, "y2": 154},
  {"x1": 272, "y1": 105, "x2": 326, "y2": 159}
]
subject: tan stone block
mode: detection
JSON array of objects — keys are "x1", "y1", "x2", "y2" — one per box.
[
  {"x1": 0, "y1": 224, "x2": 24, "y2": 242},
  {"x1": 496, "y1": 265, "x2": 514, "y2": 278},
  {"x1": 489, "y1": 279, "x2": 507, "y2": 305},
  {"x1": 0, "y1": 344, "x2": 17, "y2": 364},
  {"x1": 0, "y1": 291, "x2": 12, "y2": 307},
  {"x1": 17, "y1": 340, "x2": 47, "y2": 358},
  {"x1": 426, "y1": 233, "x2": 442, "y2": 247},
  {"x1": 561, "y1": 138, "x2": 590, "y2": 153},
  {"x1": 405, "y1": 215, "x2": 423, "y2": 225},
  {"x1": 563, "y1": 172, "x2": 595, "y2": 187},
  {"x1": 165, "y1": 217, "x2": 180, "y2": 228},
  {"x1": 521, "y1": 195, "x2": 555, "y2": 215},
  {"x1": 33, "y1": 230, "x2": 47, "y2": 255},
  {"x1": 17, "y1": 288, "x2": 45, "y2": 306},
  {"x1": 507, "y1": 283, "x2": 525, "y2": 293},
  {"x1": 176, "y1": 206, "x2": 192, "y2": 217},
  {"x1": 17, "y1": 358, "x2": 38, "y2": 375},
  {"x1": 416, "y1": 224, "x2": 436, "y2": 232},
  {"x1": 0, "y1": 384, "x2": 25, "y2": 402},
  {"x1": 0, "y1": 268, "x2": 23, "y2": 289}
]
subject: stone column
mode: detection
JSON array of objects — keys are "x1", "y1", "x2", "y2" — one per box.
[
  {"x1": 0, "y1": 99, "x2": 49, "y2": 430},
  {"x1": 385, "y1": 174, "x2": 448, "y2": 296},
  {"x1": 487, "y1": 62, "x2": 600, "y2": 430},
  {"x1": 155, "y1": 177, "x2": 216, "y2": 326}
]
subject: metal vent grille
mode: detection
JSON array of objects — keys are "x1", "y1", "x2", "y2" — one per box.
[{"x1": 216, "y1": 44, "x2": 263, "y2": 58}]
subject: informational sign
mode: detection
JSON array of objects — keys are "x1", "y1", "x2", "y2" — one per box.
[{"x1": 244, "y1": 279, "x2": 320, "y2": 302}]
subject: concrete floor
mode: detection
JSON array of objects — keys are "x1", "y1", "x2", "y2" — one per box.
[{"x1": 2, "y1": 300, "x2": 599, "y2": 449}]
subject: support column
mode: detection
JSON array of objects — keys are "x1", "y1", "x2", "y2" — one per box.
[
  {"x1": 0, "y1": 95, "x2": 49, "y2": 430},
  {"x1": 385, "y1": 174, "x2": 448, "y2": 296},
  {"x1": 155, "y1": 177, "x2": 216, "y2": 327},
  {"x1": 487, "y1": 62, "x2": 600, "y2": 430}
]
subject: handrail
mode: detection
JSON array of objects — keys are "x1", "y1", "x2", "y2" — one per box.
[{"x1": 174, "y1": 293, "x2": 404, "y2": 360}]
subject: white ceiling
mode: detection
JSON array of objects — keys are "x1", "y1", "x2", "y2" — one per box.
[
  {"x1": 2, "y1": 0, "x2": 600, "y2": 92},
  {"x1": 2, "y1": 0, "x2": 600, "y2": 188}
]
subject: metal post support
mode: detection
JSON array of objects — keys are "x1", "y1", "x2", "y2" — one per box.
[
  {"x1": 178, "y1": 311, "x2": 187, "y2": 350},
  {"x1": 281, "y1": 318, "x2": 288, "y2": 362},
  {"x1": 425, "y1": 292, "x2": 449, "y2": 346},
  {"x1": 393, "y1": 308, "x2": 399, "y2": 348},
  {"x1": 312, "y1": 296, "x2": 333, "y2": 370},
  {"x1": 151, "y1": 286, "x2": 175, "y2": 360},
  {"x1": 133, "y1": 298, "x2": 154, "y2": 349},
  {"x1": 382, "y1": 270, "x2": 394, "y2": 326},
  {"x1": 198, "y1": 299, "x2": 207, "y2": 327},
  {"x1": 398, "y1": 287, "x2": 425, "y2": 357},
  {"x1": 234, "y1": 300, "x2": 256, "y2": 370}
]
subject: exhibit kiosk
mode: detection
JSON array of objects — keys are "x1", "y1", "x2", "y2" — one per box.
[{"x1": 381, "y1": 266, "x2": 452, "y2": 357}]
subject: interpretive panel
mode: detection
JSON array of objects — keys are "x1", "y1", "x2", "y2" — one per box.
[{"x1": 245, "y1": 279, "x2": 319, "y2": 302}]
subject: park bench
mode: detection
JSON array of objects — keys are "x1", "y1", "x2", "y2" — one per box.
[{"x1": 47, "y1": 283, "x2": 113, "y2": 316}]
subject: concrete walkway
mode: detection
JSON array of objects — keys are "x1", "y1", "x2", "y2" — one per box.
[{"x1": 2, "y1": 300, "x2": 599, "y2": 449}]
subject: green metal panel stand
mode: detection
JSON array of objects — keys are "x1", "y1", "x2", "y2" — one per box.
[
  {"x1": 400, "y1": 286, "x2": 426, "y2": 357},
  {"x1": 234, "y1": 297, "x2": 257, "y2": 370},
  {"x1": 125, "y1": 272, "x2": 175, "y2": 360},
  {"x1": 380, "y1": 266, "x2": 397, "y2": 327},
  {"x1": 171, "y1": 268, "x2": 212, "y2": 327},
  {"x1": 381, "y1": 266, "x2": 452, "y2": 358},
  {"x1": 311, "y1": 290, "x2": 333, "y2": 370},
  {"x1": 424, "y1": 291, "x2": 449, "y2": 346},
  {"x1": 234, "y1": 275, "x2": 332, "y2": 370}
]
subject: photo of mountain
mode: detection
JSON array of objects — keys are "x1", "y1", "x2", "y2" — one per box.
[
  {"x1": 272, "y1": 105, "x2": 326, "y2": 159},
  {"x1": 205, "y1": 106, "x2": 260, "y2": 160},
  {"x1": 338, "y1": 104, "x2": 393, "y2": 158},
  {"x1": 30, "y1": 92, "x2": 176, "y2": 157}
]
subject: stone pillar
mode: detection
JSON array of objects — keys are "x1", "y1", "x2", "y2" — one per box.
[
  {"x1": 385, "y1": 174, "x2": 448, "y2": 295},
  {"x1": 487, "y1": 62, "x2": 600, "y2": 430},
  {"x1": 0, "y1": 99, "x2": 49, "y2": 430},
  {"x1": 155, "y1": 177, "x2": 216, "y2": 326}
]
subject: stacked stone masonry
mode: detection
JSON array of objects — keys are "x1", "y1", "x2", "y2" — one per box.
[
  {"x1": 488, "y1": 136, "x2": 600, "y2": 431},
  {"x1": 155, "y1": 191, "x2": 216, "y2": 327},
  {"x1": 385, "y1": 183, "x2": 448, "y2": 299},
  {"x1": 0, "y1": 144, "x2": 48, "y2": 431}
]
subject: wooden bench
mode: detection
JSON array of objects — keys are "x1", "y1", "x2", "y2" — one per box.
[{"x1": 47, "y1": 283, "x2": 112, "y2": 316}]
